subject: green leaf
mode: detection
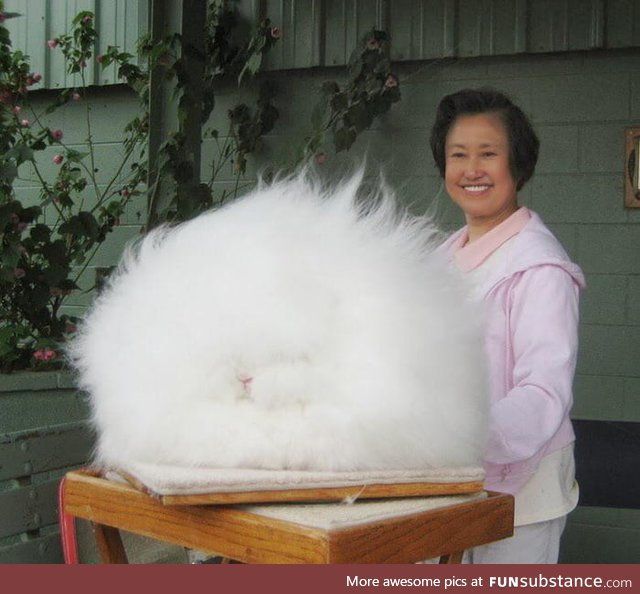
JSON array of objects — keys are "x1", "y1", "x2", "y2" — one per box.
[
  {"x1": 321, "y1": 81, "x2": 340, "y2": 96},
  {"x1": 343, "y1": 101, "x2": 372, "y2": 133},
  {"x1": 330, "y1": 92, "x2": 348, "y2": 113},
  {"x1": 0, "y1": 161, "x2": 18, "y2": 184},
  {"x1": 239, "y1": 52, "x2": 262, "y2": 85},
  {"x1": 333, "y1": 126, "x2": 357, "y2": 152},
  {"x1": 259, "y1": 104, "x2": 279, "y2": 135},
  {"x1": 30, "y1": 224, "x2": 51, "y2": 243},
  {"x1": 6, "y1": 143, "x2": 34, "y2": 165}
]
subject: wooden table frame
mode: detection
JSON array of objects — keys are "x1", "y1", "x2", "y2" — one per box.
[{"x1": 61, "y1": 470, "x2": 514, "y2": 564}]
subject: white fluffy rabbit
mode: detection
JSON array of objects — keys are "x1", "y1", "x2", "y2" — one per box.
[{"x1": 70, "y1": 171, "x2": 488, "y2": 472}]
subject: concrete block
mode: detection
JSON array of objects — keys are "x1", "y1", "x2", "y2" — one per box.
[
  {"x1": 90, "y1": 225, "x2": 141, "y2": 267},
  {"x1": 579, "y1": 124, "x2": 626, "y2": 173},
  {"x1": 572, "y1": 374, "x2": 625, "y2": 420},
  {"x1": 576, "y1": 224, "x2": 640, "y2": 274},
  {"x1": 580, "y1": 274, "x2": 627, "y2": 325},
  {"x1": 577, "y1": 324, "x2": 640, "y2": 378},
  {"x1": 536, "y1": 125, "x2": 579, "y2": 173},
  {"x1": 561, "y1": 520, "x2": 640, "y2": 563},
  {"x1": 623, "y1": 379, "x2": 640, "y2": 422},
  {"x1": 531, "y1": 174, "x2": 626, "y2": 224},
  {"x1": 628, "y1": 275, "x2": 640, "y2": 324},
  {"x1": 530, "y1": 74, "x2": 629, "y2": 123}
]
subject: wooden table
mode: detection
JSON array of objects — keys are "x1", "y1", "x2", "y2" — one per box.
[{"x1": 61, "y1": 469, "x2": 514, "y2": 564}]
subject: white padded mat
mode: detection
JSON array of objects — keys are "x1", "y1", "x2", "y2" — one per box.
[
  {"x1": 238, "y1": 491, "x2": 488, "y2": 529},
  {"x1": 106, "y1": 462, "x2": 485, "y2": 497}
]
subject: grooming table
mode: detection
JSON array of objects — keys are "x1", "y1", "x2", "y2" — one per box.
[{"x1": 60, "y1": 469, "x2": 514, "y2": 564}]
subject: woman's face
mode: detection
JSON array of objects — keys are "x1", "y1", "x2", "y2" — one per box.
[{"x1": 444, "y1": 112, "x2": 518, "y2": 229}]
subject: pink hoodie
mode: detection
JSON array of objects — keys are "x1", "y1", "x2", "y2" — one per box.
[{"x1": 441, "y1": 208, "x2": 586, "y2": 494}]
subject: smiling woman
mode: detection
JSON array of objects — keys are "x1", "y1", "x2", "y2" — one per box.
[
  {"x1": 431, "y1": 88, "x2": 585, "y2": 564},
  {"x1": 430, "y1": 88, "x2": 539, "y2": 242},
  {"x1": 443, "y1": 113, "x2": 519, "y2": 240}
]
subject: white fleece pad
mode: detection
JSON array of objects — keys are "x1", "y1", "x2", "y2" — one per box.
[
  {"x1": 106, "y1": 462, "x2": 485, "y2": 497},
  {"x1": 240, "y1": 492, "x2": 488, "y2": 529}
]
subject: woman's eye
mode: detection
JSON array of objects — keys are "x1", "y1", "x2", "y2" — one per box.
[
  {"x1": 482, "y1": 152, "x2": 497, "y2": 157},
  {"x1": 449, "y1": 153, "x2": 465, "y2": 159}
]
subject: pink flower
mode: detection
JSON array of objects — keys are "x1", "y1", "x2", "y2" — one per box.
[
  {"x1": 120, "y1": 188, "x2": 130, "y2": 197},
  {"x1": 316, "y1": 151, "x2": 327, "y2": 165},
  {"x1": 52, "y1": 154, "x2": 64, "y2": 165},
  {"x1": 82, "y1": 15, "x2": 93, "y2": 24},
  {"x1": 33, "y1": 348, "x2": 57, "y2": 362},
  {"x1": 71, "y1": 90, "x2": 82, "y2": 101},
  {"x1": 270, "y1": 26, "x2": 281, "y2": 39},
  {"x1": 12, "y1": 105, "x2": 21, "y2": 114},
  {"x1": 384, "y1": 74, "x2": 398, "y2": 88},
  {"x1": 20, "y1": 118, "x2": 30, "y2": 127},
  {"x1": 51, "y1": 129, "x2": 64, "y2": 141},
  {"x1": 64, "y1": 323, "x2": 77, "y2": 334},
  {"x1": 96, "y1": 54, "x2": 104, "y2": 64},
  {"x1": 367, "y1": 38, "x2": 380, "y2": 50},
  {"x1": 13, "y1": 268, "x2": 26, "y2": 279},
  {"x1": 79, "y1": 60, "x2": 87, "y2": 69},
  {"x1": 32, "y1": 73, "x2": 42, "y2": 83},
  {"x1": 47, "y1": 39, "x2": 59, "y2": 49}
]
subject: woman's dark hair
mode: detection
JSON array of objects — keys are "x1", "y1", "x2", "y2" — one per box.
[{"x1": 429, "y1": 88, "x2": 539, "y2": 191}]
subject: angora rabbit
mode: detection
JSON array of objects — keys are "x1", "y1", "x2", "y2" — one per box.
[{"x1": 70, "y1": 172, "x2": 488, "y2": 472}]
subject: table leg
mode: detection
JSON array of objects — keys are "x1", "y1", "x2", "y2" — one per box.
[
  {"x1": 439, "y1": 551, "x2": 464, "y2": 564},
  {"x1": 92, "y1": 523, "x2": 129, "y2": 563}
]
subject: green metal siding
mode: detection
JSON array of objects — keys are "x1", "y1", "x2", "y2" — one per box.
[
  {"x1": 6, "y1": 1, "x2": 640, "y2": 77},
  {"x1": 252, "y1": 0, "x2": 640, "y2": 67},
  {"x1": 3, "y1": 0, "x2": 149, "y2": 89},
  {"x1": 264, "y1": 0, "x2": 323, "y2": 68},
  {"x1": 323, "y1": 0, "x2": 388, "y2": 65}
]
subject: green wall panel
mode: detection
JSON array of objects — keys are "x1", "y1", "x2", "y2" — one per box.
[
  {"x1": 562, "y1": 509, "x2": 640, "y2": 563},
  {"x1": 0, "y1": 479, "x2": 60, "y2": 539},
  {"x1": 0, "y1": 425, "x2": 92, "y2": 481},
  {"x1": 0, "y1": 532, "x2": 64, "y2": 564}
]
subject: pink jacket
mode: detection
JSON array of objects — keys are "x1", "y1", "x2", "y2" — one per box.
[{"x1": 441, "y1": 209, "x2": 586, "y2": 494}]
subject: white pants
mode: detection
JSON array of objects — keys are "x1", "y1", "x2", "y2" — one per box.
[{"x1": 463, "y1": 515, "x2": 567, "y2": 564}]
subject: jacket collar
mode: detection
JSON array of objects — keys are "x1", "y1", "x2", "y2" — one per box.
[
  {"x1": 452, "y1": 207, "x2": 532, "y2": 272},
  {"x1": 441, "y1": 208, "x2": 586, "y2": 294}
]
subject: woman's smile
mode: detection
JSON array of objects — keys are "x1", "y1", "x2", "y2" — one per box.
[{"x1": 444, "y1": 112, "x2": 519, "y2": 239}]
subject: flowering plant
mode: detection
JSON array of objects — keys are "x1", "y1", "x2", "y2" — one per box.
[
  {"x1": 296, "y1": 29, "x2": 400, "y2": 167},
  {"x1": 0, "y1": 3, "x2": 400, "y2": 373},
  {"x1": 0, "y1": 4, "x2": 280, "y2": 372},
  {"x1": 0, "y1": 9, "x2": 146, "y2": 371}
]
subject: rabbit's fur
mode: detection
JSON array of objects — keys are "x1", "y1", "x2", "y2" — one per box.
[{"x1": 70, "y1": 172, "x2": 488, "y2": 471}]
